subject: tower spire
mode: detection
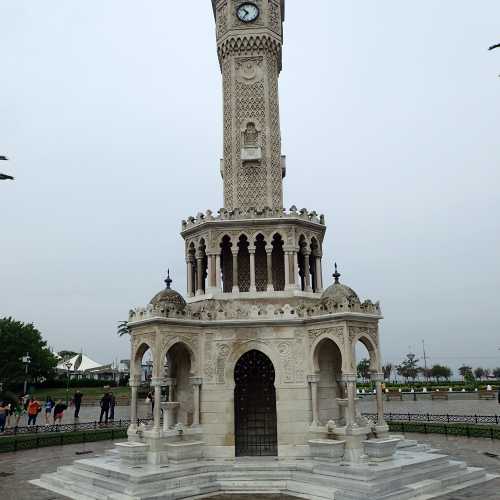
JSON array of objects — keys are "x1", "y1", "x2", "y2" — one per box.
[
  {"x1": 333, "y1": 262, "x2": 341, "y2": 284},
  {"x1": 165, "y1": 269, "x2": 172, "y2": 289}
]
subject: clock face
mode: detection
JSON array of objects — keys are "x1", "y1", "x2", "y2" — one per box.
[{"x1": 237, "y1": 3, "x2": 260, "y2": 23}]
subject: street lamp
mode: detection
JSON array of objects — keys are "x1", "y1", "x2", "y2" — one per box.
[
  {"x1": 21, "y1": 353, "x2": 31, "y2": 395},
  {"x1": 64, "y1": 360, "x2": 72, "y2": 406}
]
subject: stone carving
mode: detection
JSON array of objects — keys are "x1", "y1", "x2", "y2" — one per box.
[
  {"x1": 216, "y1": 1, "x2": 227, "y2": 38},
  {"x1": 308, "y1": 326, "x2": 345, "y2": 349},
  {"x1": 277, "y1": 342, "x2": 290, "y2": 357},
  {"x1": 236, "y1": 58, "x2": 263, "y2": 86},
  {"x1": 269, "y1": 0, "x2": 281, "y2": 35}
]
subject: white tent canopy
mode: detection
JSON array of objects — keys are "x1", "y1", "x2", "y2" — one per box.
[{"x1": 56, "y1": 353, "x2": 103, "y2": 373}]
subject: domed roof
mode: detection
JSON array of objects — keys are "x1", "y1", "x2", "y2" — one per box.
[
  {"x1": 321, "y1": 263, "x2": 360, "y2": 304},
  {"x1": 150, "y1": 270, "x2": 186, "y2": 309}
]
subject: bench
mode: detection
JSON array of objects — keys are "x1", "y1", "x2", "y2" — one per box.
[
  {"x1": 479, "y1": 390, "x2": 496, "y2": 400},
  {"x1": 431, "y1": 391, "x2": 448, "y2": 400},
  {"x1": 386, "y1": 391, "x2": 402, "y2": 401}
]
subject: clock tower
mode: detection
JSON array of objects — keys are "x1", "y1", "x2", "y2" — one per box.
[{"x1": 212, "y1": 0, "x2": 286, "y2": 211}]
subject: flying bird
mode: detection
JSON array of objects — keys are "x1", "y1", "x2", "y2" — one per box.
[
  {"x1": 0, "y1": 155, "x2": 8, "y2": 160},
  {"x1": 0, "y1": 173, "x2": 14, "y2": 180},
  {"x1": 489, "y1": 43, "x2": 500, "y2": 51}
]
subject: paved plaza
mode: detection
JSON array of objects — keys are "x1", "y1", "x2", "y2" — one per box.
[{"x1": 0, "y1": 433, "x2": 498, "y2": 500}]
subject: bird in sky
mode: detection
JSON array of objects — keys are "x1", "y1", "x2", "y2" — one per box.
[
  {"x1": 0, "y1": 155, "x2": 8, "y2": 160},
  {"x1": 0, "y1": 173, "x2": 14, "y2": 180},
  {"x1": 489, "y1": 43, "x2": 500, "y2": 51}
]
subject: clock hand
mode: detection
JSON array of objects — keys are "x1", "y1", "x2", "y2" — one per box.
[{"x1": 242, "y1": 8, "x2": 249, "y2": 18}]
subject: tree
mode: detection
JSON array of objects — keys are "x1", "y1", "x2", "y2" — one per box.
[
  {"x1": 396, "y1": 353, "x2": 419, "y2": 382},
  {"x1": 431, "y1": 364, "x2": 452, "y2": 383},
  {"x1": 117, "y1": 320, "x2": 130, "y2": 337},
  {"x1": 474, "y1": 367, "x2": 485, "y2": 380},
  {"x1": 458, "y1": 365, "x2": 472, "y2": 380},
  {"x1": 357, "y1": 358, "x2": 371, "y2": 382},
  {"x1": 419, "y1": 367, "x2": 432, "y2": 381},
  {"x1": 382, "y1": 363, "x2": 393, "y2": 380},
  {"x1": 0, "y1": 317, "x2": 58, "y2": 389},
  {"x1": 493, "y1": 367, "x2": 500, "y2": 379}
]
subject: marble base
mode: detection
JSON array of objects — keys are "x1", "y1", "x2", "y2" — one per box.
[{"x1": 31, "y1": 440, "x2": 497, "y2": 500}]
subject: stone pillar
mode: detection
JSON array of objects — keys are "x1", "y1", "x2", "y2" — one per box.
[
  {"x1": 215, "y1": 254, "x2": 221, "y2": 291},
  {"x1": 284, "y1": 251, "x2": 290, "y2": 289},
  {"x1": 342, "y1": 373, "x2": 358, "y2": 430},
  {"x1": 127, "y1": 377, "x2": 140, "y2": 439},
  {"x1": 307, "y1": 374, "x2": 320, "y2": 427},
  {"x1": 196, "y1": 255, "x2": 204, "y2": 296},
  {"x1": 165, "y1": 377, "x2": 176, "y2": 402},
  {"x1": 249, "y1": 246, "x2": 257, "y2": 292},
  {"x1": 206, "y1": 254, "x2": 214, "y2": 292},
  {"x1": 190, "y1": 377, "x2": 202, "y2": 427},
  {"x1": 302, "y1": 250, "x2": 312, "y2": 292},
  {"x1": 315, "y1": 256, "x2": 323, "y2": 292},
  {"x1": 293, "y1": 251, "x2": 300, "y2": 289},
  {"x1": 151, "y1": 377, "x2": 163, "y2": 435},
  {"x1": 186, "y1": 257, "x2": 194, "y2": 297},
  {"x1": 372, "y1": 371, "x2": 389, "y2": 436},
  {"x1": 232, "y1": 250, "x2": 239, "y2": 293},
  {"x1": 266, "y1": 248, "x2": 273, "y2": 291}
]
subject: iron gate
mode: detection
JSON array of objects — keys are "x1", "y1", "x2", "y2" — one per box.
[{"x1": 234, "y1": 349, "x2": 277, "y2": 457}]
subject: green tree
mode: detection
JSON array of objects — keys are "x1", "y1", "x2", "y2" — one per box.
[
  {"x1": 396, "y1": 353, "x2": 419, "y2": 382},
  {"x1": 419, "y1": 367, "x2": 432, "y2": 381},
  {"x1": 117, "y1": 320, "x2": 130, "y2": 337},
  {"x1": 474, "y1": 367, "x2": 485, "y2": 380},
  {"x1": 431, "y1": 364, "x2": 452, "y2": 382},
  {"x1": 357, "y1": 358, "x2": 371, "y2": 382},
  {"x1": 493, "y1": 367, "x2": 500, "y2": 379},
  {"x1": 58, "y1": 350, "x2": 78, "y2": 360},
  {"x1": 0, "y1": 317, "x2": 58, "y2": 389},
  {"x1": 458, "y1": 365, "x2": 472, "y2": 380},
  {"x1": 382, "y1": 363, "x2": 393, "y2": 380},
  {"x1": 464, "y1": 370, "x2": 476, "y2": 387}
]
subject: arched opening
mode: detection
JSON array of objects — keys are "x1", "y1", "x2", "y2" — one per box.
[
  {"x1": 238, "y1": 234, "x2": 250, "y2": 292},
  {"x1": 272, "y1": 233, "x2": 285, "y2": 291},
  {"x1": 254, "y1": 234, "x2": 268, "y2": 292},
  {"x1": 314, "y1": 339, "x2": 344, "y2": 425},
  {"x1": 234, "y1": 350, "x2": 277, "y2": 457},
  {"x1": 220, "y1": 235, "x2": 233, "y2": 293},
  {"x1": 165, "y1": 343, "x2": 194, "y2": 426},
  {"x1": 134, "y1": 343, "x2": 154, "y2": 418},
  {"x1": 310, "y1": 237, "x2": 319, "y2": 292}
]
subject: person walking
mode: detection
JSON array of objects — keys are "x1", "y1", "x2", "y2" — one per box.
[
  {"x1": 14, "y1": 398, "x2": 25, "y2": 427},
  {"x1": 27, "y1": 397, "x2": 41, "y2": 426},
  {"x1": 109, "y1": 391, "x2": 116, "y2": 421},
  {"x1": 53, "y1": 400, "x2": 68, "y2": 424},
  {"x1": 73, "y1": 390, "x2": 83, "y2": 419},
  {"x1": 0, "y1": 401, "x2": 8, "y2": 433},
  {"x1": 43, "y1": 396, "x2": 54, "y2": 424},
  {"x1": 146, "y1": 391, "x2": 154, "y2": 416},
  {"x1": 99, "y1": 392, "x2": 111, "y2": 424}
]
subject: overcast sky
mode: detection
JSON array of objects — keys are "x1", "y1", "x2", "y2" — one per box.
[{"x1": 1, "y1": 1, "x2": 499, "y2": 373}]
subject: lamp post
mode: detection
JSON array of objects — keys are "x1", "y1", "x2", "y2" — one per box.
[
  {"x1": 21, "y1": 354, "x2": 31, "y2": 395},
  {"x1": 64, "y1": 360, "x2": 72, "y2": 406}
]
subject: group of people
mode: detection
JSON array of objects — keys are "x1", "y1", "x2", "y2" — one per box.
[{"x1": 0, "y1": 389, "x2": 117, "y2": 431}]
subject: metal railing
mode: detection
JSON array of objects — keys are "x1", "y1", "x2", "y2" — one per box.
[
  {"x1": 362, "y1": 412, "x2": 500, "y2": 425},
  {"x1": 0, "y1": 418, "x2": 153, "y2": 437}
]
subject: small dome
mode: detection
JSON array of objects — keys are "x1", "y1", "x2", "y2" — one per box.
[
  {"x1": 321, "y1": 263, "x2": 360, "y2": 304},
  {"x1": 150, "y1": 270, "x2": 186, "y2": 309}
]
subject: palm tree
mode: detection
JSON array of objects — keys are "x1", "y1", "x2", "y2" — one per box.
[{"x1": 117, "y1": 320, "x2": 130, "y2": 337}]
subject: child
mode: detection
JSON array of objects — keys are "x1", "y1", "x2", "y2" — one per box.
[
  {"x1": 44, "y1": 396, "x2": 55, "y2": 424},
  {"x1": 53, "y1": 400, "x2": 68, "y2": 424}
]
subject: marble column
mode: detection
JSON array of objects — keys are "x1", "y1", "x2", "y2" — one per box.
[
  {"x1": 307, "y1": 374, "x2": 320, "y2": 427},
  {"x1": 315, "y1": 256, "x2": 323, "y2": 292},
  {"x1": 215, "y1": 254, "x2": 221, "y2": 291},
  {"x1": 232, "y1": 250, "x2": 239, "y2": 293},
  {"x1": 190, "y1": 377, "x2": 202, "y2": 427},
  {"x1": 127, "y1": 377, "x2": 140, "y2": 439},
  {"x1": 151, "y1": 377, "x2": 163, "y2": 434},
  {"x1": 266, "y1": 249, "x2": 273, "y2": 291},
  {"x1": 342, "y1": 373, "x2": 358, "y2": 430},
  {"x1": 206, "y1": 254, "x2": 214, "y2": 292},
  {"x1": 186, "y1": 258, "x2": 194, "y2": 297},
  {"x1": 302, "y1": 250, "x2": 312, "y2": 292},
  {"x1": 293, "y1": 251, "x2": 300, "y2": 289},
  {"x1": 284, "y1": 251, "x2": 290, "y2": 289},
  {"x1": 196, "y1": 255, "x2": 204, "y2": 296},
  {"x1": 165, "y1": 377, "x2": 176, "y2": 402},
  {"x1": 249, "y1": 246, "x2": 256, "y2": 292},
  {"x1": 371, "y1": 371, "x2": 388, "y2": 435}
]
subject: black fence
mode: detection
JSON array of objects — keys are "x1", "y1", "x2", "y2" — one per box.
[
  {"x1": 363, "y1": 412, "x2": 500, "y2": 425},
  {"x1": 0, "y1": 418, "x2": 153, "y2": 437}
]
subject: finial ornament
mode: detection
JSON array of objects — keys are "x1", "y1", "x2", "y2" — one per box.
[
  {"x1": 333, "y1": 262, "x2": 341, "y2": 284},
  {"x1": 165, "y1": 269, "x2": 172, "y2": 289}
]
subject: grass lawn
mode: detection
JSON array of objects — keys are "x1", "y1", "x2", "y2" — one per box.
[{"x1": 30, "y1": 386, "x2": 130, "y2": 400}]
